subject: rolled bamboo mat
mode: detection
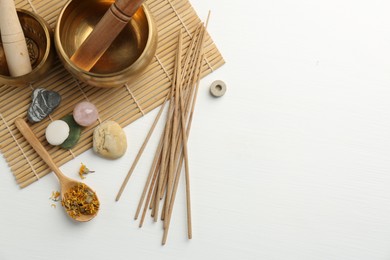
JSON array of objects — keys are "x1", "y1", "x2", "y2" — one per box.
[{"x1": 0, "y1": 0, "x2": 224, "y2": 188}]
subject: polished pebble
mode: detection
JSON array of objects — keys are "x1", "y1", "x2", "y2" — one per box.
[
  {"x1": 93, "y1": 121, "x2": 127, "y2": 159},
  {"x1": 73, "y1": 101, "x2": 99, "y2": 127},
  {"x1": 27, "y1": 88, "x2": 61, "y2": 123},
  {"x1": 60, "y1": 115, "x2": 82, "y2": 149},
  {"x1": 45, "y1": 120, "x2": 70, "y2": 146}
]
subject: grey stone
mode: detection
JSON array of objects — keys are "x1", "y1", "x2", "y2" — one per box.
[{"x1": 27, "y1": 88, "x2": 61, "y2": 123}]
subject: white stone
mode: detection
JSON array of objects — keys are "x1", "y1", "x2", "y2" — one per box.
[{"x1": 45, "y1": 120, "x2": 70, "y2": 146}]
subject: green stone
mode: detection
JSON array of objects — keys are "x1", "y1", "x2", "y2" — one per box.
[{"x1": 60, "y1": 115, "x2": 82, "y2": 149}]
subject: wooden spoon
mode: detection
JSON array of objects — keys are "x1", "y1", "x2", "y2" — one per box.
[{"x1": 15, "y1": 118, "x2": 99, "y2": 222}]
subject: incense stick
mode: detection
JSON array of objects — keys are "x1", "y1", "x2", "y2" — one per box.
[
  {"x1": 175, "y1": 30, "x2": 193, "y2": 239},
  {"x1": 139, "y1": 154, "x2": 161, "y2": 227},
  {"x1": 116, "y1": 91, "x2": 170, "y2": 201},
  {"x1": 134, "y1": 128, "x2": 165, "y2": 220},
  {"x1": 162, "y1": 22, "x2": 208, "y2": 244},
  {"x1": 120, "y1": 18, "x2": 209, "y2": 244},
  {"x1": 116, "y1": 20, "x2": 204, "y2": 206},
  {"x1": 154, "y1": 74, "x2": 176, "y2": 221},
  {"x1": 164, "y1": 30, "x2": 183, "y2": 226}
]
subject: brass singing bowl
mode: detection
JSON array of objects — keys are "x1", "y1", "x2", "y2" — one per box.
[
  {"x1": 55, "y1": 0, "x2": 157, "y2": 88},
  {"x1": 0, "y1": 9, "x2": 55, "y2": 87}
]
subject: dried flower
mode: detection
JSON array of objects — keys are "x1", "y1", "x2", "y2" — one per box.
[
  {"x1": 61, "y1": 183, "x2": 99, "y2": 219},
  {"x1": 79, "y1": 163, "x2": 95, "y2": 179},
  {"x1": 49, "y1": 191, "x2": 61, "y2": 202},
  {"x1": 51, "y1": 204, "x2": 57, "y2": 208}
]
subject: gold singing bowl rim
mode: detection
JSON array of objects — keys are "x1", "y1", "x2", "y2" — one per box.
[
  {"x1": 0, "y1": 9, "x2": 54, "y2": 86},
  {"x1": 54, "y1": 0, "x2": 157, "y2": 88}
]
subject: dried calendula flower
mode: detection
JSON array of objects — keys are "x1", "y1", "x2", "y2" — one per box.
[
  {"x1": 49, "y1": 191, "x2": 61, "y2": 202},
  {"x1": 61, "y1": 183, "x2": 99, "y2": 219},
  {"x1": 79, "y1": 163, "x2": 95, "y2": 179}
]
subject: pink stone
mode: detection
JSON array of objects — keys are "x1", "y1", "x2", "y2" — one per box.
[{"x1": 73, "y1": 101, "x2": 99, "y2": 127}]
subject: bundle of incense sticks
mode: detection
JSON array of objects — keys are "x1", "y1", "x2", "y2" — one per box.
[{"x1": 116, "y1": 19, "x2": 208, "y2": 244}]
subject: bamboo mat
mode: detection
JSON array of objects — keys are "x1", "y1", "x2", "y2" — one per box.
[{"x1": 0, "y1": 0, "x2": 224, "y2": 188}]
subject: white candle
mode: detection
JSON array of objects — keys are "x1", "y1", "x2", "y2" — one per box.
[{"x1": 0, "y1": 0, "x2": 32, "y2": 77}]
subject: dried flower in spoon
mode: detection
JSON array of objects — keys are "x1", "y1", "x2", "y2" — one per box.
[{"x1": 61, "y1": 183, "x2": 99, "y2": 219}]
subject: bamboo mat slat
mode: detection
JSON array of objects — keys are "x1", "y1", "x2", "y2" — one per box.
[{"x1": 0, "y1": 0, "x2": 224, "y2": 188}]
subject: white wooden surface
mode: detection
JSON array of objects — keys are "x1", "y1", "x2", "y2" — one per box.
[{"x1": 2, "y1": 0, "x2": 390, "y2": 259}]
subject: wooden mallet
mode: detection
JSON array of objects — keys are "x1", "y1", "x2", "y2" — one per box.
[{"x1": 70, "y1": 0, "x2": 145, "y2": 71}]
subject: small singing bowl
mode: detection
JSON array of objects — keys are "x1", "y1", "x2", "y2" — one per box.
[
  {"x1": 55, "y1": 0, "x2": 157, "y2": 88},
  {"x1": 0, "y1": 9, "x2": 55, "y2": 87}
]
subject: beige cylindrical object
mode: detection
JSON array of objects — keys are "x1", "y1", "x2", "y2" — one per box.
[{"x1": 0, "y1": 0, "x2": 32, "y2": 76}]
